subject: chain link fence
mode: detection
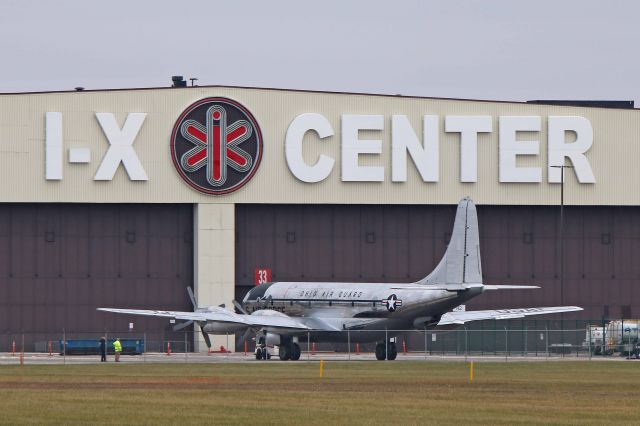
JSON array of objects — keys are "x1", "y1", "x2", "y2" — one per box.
[{"x1": 2, "y1": 319, "x2": 638, "y2": 362}]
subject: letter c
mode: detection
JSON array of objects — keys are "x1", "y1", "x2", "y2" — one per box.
[{"x1": 285, "y1": 113, "x2": 335, "y2": 182}]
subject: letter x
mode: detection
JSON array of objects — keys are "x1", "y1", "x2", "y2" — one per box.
[{"x1": 180, "y1": 106, "x2": 253, "y2": 187}]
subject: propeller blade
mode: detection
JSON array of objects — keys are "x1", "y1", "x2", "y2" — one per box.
[
  {"x1": 187, "y1": 286, "x2": 197, "y2": 309},
  {"x1": 233, "y1": 300, "x2": 249, "y2": 315},
  {"x1": 173, "y1": 320, "x2": 193, "y2": 332},
  {"x1": 238, "y1": 327, "x2": 254, "y2": 345},
  {"x1": 200, "y1": 326, "x2": 212, "y2": 349}
]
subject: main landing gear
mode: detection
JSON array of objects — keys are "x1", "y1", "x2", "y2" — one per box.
[
  {"x1": 375, "y1": 340, "x2": 398, "y2": 361},
  {"x1": 279, "y1": 340, "x2": 301, "y2": 361}
]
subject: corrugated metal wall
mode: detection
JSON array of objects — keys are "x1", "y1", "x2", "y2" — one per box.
[
  {"x1": 236, "y1": 205, "x2": 640, "y2": 319},
  {"x1": 0, "y1": 204, "x2": 193, "y2": 349}
]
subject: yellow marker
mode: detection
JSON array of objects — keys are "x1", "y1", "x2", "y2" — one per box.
[
  {"x1": 469, "y1": 361, "x2": 474, "y2": 383},
  {"x1": 319, "y1": 359, "x2": 324, "y2": 378}
]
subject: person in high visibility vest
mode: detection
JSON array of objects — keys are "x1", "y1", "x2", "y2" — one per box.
[{"x1": 113, "y1": 338, "x2": 122, "y2": 362}]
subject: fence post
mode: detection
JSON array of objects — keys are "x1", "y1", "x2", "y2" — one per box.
[
  {"x1": 307, "y1": 331, "x2": 310, "y2": 361},
  {"x1": 20, "y1": 333, "x2": 24, "y2": 367},
  {"x1": 504, "y1": 327, "x2": 508, "y2": 362},
  {"x1": 575, "y1": 321, "x2": 579, "y2": 358},
  {"x1": 524, "y1": 326, "x2": 527, "y2": 357},
  {"x1": 545, "y1": 326, "x2": 549, "y2": 358},
  {"x1": 184, "y1": 331, "x2": 188, "y2": 363},
  {"x1": 629, "y1": 325, "x2": 632, "y2": 359},
  {"x1": 601, "y1": 316, "x2": 606, "y2": 357},
  {"x1": 464, "y1": 326, "x2": 468, "y2": 361},
  {"x1": 424, "y1": 328, "x2": 427, "y2": 360},
  {"x1": 143, "y1": 332, "x2": 146, "y2": 363},
  {"x1": 533, "y1": 320, "x2": 538, "y2": 358},
  {"x1": 385, "y1": 328, "x2": 388, "y2": 361},
  {"x1": 588, "y1": 325, "x2": 592, "y2": 361},
  {"x1": 63, "y1": 328, "x2": 66, "y2": 366},
  {"x1": 347, "y1": 329, "x2": 350, "y2": 361}
]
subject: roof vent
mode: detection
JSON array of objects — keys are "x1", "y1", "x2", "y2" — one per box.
[
  {"x1": 74, "y1": 87, "x2": 84, "y2": 91},
  {"x1": 172, "y1": 76, "x2": 187, "y2": 87}
]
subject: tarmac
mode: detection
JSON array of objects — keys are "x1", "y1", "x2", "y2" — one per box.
[{"x1": 0, "y1": 351, "x2": 634, "y2": 365}]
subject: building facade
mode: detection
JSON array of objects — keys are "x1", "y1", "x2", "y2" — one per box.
[{"x1": 0, "y1": 85, "x2": 638, "y2": 350}]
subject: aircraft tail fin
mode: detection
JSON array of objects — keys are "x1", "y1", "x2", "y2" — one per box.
[{"x1": 417, "y1": 197, "x2": 482, "y2": 286}]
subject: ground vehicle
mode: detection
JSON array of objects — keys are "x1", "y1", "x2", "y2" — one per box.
[
  {"x1": 605, "y1": 320, "x2": 640, "y2": 357},
  {"x1": 254, "y1": 335, "x2": 277, "y2": 360},
  {"x1": 584, "y1": 326, "x2": 604, "y2": 355}
]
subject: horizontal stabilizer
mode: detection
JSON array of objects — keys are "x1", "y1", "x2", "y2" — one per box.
[
  {"x1": 391, "y1": 283, "x2": 484, "y2": 291},
  {"x1": 483, "y1": 285, "x2": 540, "y2": 290},
  {"x1": 438, "y1": 306, "x2": 583, "y2": 326}
]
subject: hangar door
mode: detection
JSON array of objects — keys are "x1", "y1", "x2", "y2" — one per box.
[
  {"x1": 0, "y1": 204, "x2": 193, "y2": 351},
  {"x1": 236, "y1": 204, "x2": 640, "y2": 320}
]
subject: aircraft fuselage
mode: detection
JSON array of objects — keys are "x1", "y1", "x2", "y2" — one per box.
[{"x1": 241, "y1": 281, "x2": 483, "y2": 342}]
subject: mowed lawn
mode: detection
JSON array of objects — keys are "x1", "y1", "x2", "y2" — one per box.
[{"x1": 0, "y1": 361, "x2": 639, "y2": 425}]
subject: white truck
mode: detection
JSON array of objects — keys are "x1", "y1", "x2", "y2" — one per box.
[{"x1": 586, "y1": 320, "x2": 640, "y2": 357}]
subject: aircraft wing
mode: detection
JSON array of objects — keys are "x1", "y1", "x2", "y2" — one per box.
[
  {"x1": 437, "y1": 306, "x2": 583, "y2": 326},
  {"x1": 97, "y1": 308, "x2": 311, "y2": 331}
]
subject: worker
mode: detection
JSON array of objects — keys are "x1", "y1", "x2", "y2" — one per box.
[
  {"x1": 113, "y1": 338, "x2": 122, "y2": 362},
  {"x1": 99, "y1": 336, "x2": 106, "y2": 362}
]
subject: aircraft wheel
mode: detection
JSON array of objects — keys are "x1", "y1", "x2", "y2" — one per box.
[
  {"x1": 387, "y1": 342, "x2": 398, "y2": 360},
  {"x1": 255, "y1": 348, "x2": 262, "y2": 360},
  {"x1": 375, "y1": 343, "x2": 386, "y2": 360},
  {"x1": 291, "y1": 343, "x2": 301, "y2": 360},
  {"x1": 279, "y1": 344, "x2": 291, "y2": 361}
]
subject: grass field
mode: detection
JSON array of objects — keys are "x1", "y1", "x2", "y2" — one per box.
[{"x1": 0, "y1": 361, "x2": 639, "y2": 425}]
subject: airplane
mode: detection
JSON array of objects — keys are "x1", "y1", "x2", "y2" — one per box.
[{"x1": 98, "y1": 197, "x2": 582, "y2": 361}]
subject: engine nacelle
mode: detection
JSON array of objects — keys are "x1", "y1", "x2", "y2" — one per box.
[{"x1": 265, "y1": 332, "x2": 281, "y2": 346}]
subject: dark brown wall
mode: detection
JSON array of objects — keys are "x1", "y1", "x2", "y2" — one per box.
[
  {"x1": 236, "y1": 204, "x2": 640, "y2": 319},
  {"x1": 0, "y1": 204, "x2": 193, "y2": 337}
]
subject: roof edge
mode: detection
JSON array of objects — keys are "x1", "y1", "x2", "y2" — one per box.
[{"x1": 0, "y1": 84, "x2": 637, "y2": 110}]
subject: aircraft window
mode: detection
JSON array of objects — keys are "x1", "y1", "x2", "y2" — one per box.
[{"x1": 246, "y1": 283, "x2": 274, "y2": 301}]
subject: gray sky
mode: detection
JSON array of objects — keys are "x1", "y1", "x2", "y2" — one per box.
[{"x1": 1, "y1": 0, "x2": 638, "y2": 103}]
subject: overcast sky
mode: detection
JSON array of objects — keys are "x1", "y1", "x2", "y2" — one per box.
[{"x1": 1, "y1": 0, "x2": 638, "y2": 103}]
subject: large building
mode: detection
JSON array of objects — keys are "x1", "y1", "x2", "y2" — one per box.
[{"x1": 0, "y1": 83, "x2": 638, "y2": 350}]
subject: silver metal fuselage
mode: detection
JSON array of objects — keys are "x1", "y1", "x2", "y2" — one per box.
[{"x1": 241, "y1": 281, "x2": 483, "y2": 343}]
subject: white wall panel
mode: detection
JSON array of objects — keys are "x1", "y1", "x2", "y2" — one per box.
[{"x1": 0, "y1": 87, "x2": 637, "y2": 205}]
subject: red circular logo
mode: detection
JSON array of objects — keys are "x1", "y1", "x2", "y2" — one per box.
[{"x1": 171, "y1": 97, "x2": 263, "y2": 195}]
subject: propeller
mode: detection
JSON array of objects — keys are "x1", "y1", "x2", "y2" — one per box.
[
  {"x1": 185, "y1": 286, "x2": 212, "y2": 349},
  {"x1": 231, "y1": 300, "x2": 256, "y2": 348},
  {"x1": 173, "y1": 320, "x2": 193, "y2": 332},
  {"x1": 187, "y1": 286, "x2": 197, "y2": 309},
  {"x1": 233, "y1": 299, "x2": 249, "y2": 315},
  {"x1": 199, "y1": 322, "x2": 212, "y2": 348},
  {"x1": 238, "y1": 327, "x2": 254, "y2": 346}
]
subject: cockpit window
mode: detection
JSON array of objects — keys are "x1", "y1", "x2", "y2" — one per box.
[{"x1": 244, "y1": 282, "x2": 274, "y2": 301}]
